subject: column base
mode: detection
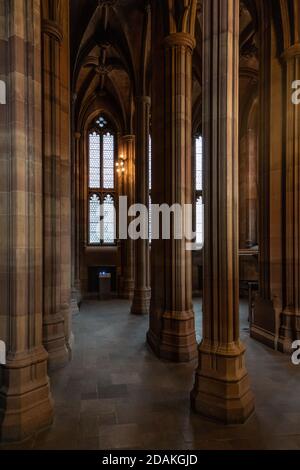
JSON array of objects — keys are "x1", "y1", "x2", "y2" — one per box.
[
  {"x1": 0, "y1": 347, "x2": 54, "y2": 442},
  {"x1": 278, "y1": 308, "x2": 300, "y2": 353},
  {"x1": 250, "y1": 324, "x2": 276, "y2": 350},
  {"x1": 147, "y1": 309, "x2": 197, "y2": 362},
  {"x1": 251, "y1": 296, "x2": 276, "y2": 349},
  {"x1": 71, "y1": 295, "x2": 80, "y2": 316},
  {"x1": 191, "y1": 340, "x2": 255, "y2": 424},
  {"x1": 131, "y1": 288, "x2": 151, "y2": 315},
  {"x1": 120, "y1": 279, "x2": 135, "y2": 300},
  {"x1": 70, "y1": 287, "x2": 81, "y2": 315},
  {"x1": 43, "y1": 314, "x2": 69, "y2": 370}
]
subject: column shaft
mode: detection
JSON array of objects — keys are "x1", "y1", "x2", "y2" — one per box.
[
  {"x1": 42, "y1": 7, "x2": 69, "y2": 368},
  {"x1": 278, "y1": 44, "x2": 300, "y2": 351},
  {"x1": 191, "y1": 0, "x2": 254, "y2": 423},
  {"x1": 131, "y1": 97, "x2": 151, "y2": 314},
  {"x1": 0, "y1": 0, "x2": 53, "y2": 441},
  {"x1": 71, "y1": 132, "x2": 81, "y2": 314},
  {"x1": 121, "y1": 135, "x2": 135, "y2": 299},
  {"x1": 147, "y1": 29, "x2": 197, "y2": 362}
]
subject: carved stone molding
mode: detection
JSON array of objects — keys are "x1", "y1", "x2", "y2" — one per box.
[
  {"x1": 42, "y1": 19, "x2": 63, "y2": 42},
  {"x1": 164, "y1": 31, "x2": 196, "y2": 51},
  {"x1": 241, "y1": 42, "x2": 258, "y2": 59},
  {"x1": 98, "y1": 0, "x2": 118, "y2": 7},
  {"x1": 281, "y1": 43, "x2": 300, "y2": 62},
  {"x1": 168, "y1": 0, "x2": 197, "y2": 36}
]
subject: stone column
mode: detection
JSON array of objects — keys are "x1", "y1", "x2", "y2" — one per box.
[
  {"x1": 121, "y1": 135, "x2": 135, "y2": 300},
  {"x1": 42, "y1": 2, "x2": 69, "y2": 369},
  {"x1": 0, "y1": 0, "x2": 53, "y2": 441},
  {"x1": 131, "y1": 98, "x2": 151, "y2": 315},
  {"x1": 278, "y1": 44, "x2": 300, "y2": 352},
  {"x1": 71, "y1": 131, "x2": 81, "y2": 315},
  {"x1": 191, "y1": 0, "x2": 255, "y2": 423},
  {"x1": 251, "y1": 5, "x2": 281, "y2": 349},
  {"x1": 147, "y1": 5, "x2": 197, "y2": 362},
  {"x1": 245, "y1": 128, "x2": 258, "y2": 248},
  {"x1": 59, "y1": 0, "x2": 72, "y2": 355},
  {"x1": 71, "y1": 131, "x2": 81, "y2": 314}
]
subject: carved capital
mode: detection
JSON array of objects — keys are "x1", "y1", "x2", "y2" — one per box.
[
  {"x1": 123, "y1": 134, "x2": 135, "y2": 142},
  {"x1": 136, "y1": 96, "x2": 151, "y2": 106},
  {"x1": 281, "y1": 43, "x2": 300, "y2": 62},
  {"x1": 42, "y1": 19, "x2": 63, "y2": 42},
  {"x1": 98, "y1": 0, "x2": 118, "y2": 7},
  {"x1": 164, "y1": 32, "x2": 196, "y2": 51}
]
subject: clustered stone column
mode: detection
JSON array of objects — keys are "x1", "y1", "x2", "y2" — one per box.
[
  {"x1": 191, "y1": 0, "x2": 255, "y2": 423},
  {"x1": 71, "y1": 131, "x2": 82, "y2": 314},
  {"x1": 278, "y1": 43, "x2": 300, "y2": 352},
  {"x1": 245, "y1": 128, "x2": 258, "y2": 248},
  {"x1": 131, "y1": 97, "x2": 151, "y2": 315},
  {"x1": 148, "y1": 4, "x2": 197, "y2": 362},
  {"x1": 0, "y1": 0, "x2": 53, "y2": 441},
  {"x1": 42, "y1": 2, "x2": 69, "y2": 369},
  {"x1": 121, "y1": 135, "x2": 135, "y2": 300},
  {"x1": 240, "y1": 127, "x2": 258, "y2": 249}
]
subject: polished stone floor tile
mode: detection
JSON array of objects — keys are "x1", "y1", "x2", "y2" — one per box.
[{"x1": 2, "y1": 298, "x2": 300, "y2": 450}]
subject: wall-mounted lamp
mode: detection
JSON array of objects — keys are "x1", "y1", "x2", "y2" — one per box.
[{"x1": 116, "y1": 157, "x2": 126, "y2": 175}]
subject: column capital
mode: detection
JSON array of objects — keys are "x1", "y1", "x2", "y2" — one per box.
[
  {"x1": 164, "y1": 32, "x2": 196, "y2": 51},
  {"x1": 74, "y1": 132, "x2": 81, "y2": 141},
  {"x1": 281, "y1": 43, "x2": 300, "y2": 61},
  {"x1": 42, "y1": 19, "x2": 63, "y2": 42},
  {"x1": 122, "y1": 134, "x2": 135, "y2": 142},
  {"x1": 136, "y1": 96, "x2": 151, "y2": 106}
]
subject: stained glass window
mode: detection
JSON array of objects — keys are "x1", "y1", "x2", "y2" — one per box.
[
  {"x1": 102, "y1": 195, "x2": 115, "y2": 244},
  {"x1": 196, "y1": 196, "x2": 204, "y2": 246},
  {"x1": 149, "y1": 135, "x2": 152, "y2": 243},
  {"x1": 96, "y1": 116, "x2": 107, "y2": 128},
  {"x1": 89, "y1": 194, "x2": 101, "y2": 244},
  {"x1": 103, "y1": 133, "x2": 115, "y2": 189},
  {"x1": 149, "y1": 195, "x2": 152, "y2": 242},
  {"x1": 195, "y1": 135, "x2": 204, "y2": 247},
  {"x1": 88, "y1": 116, "x2": 116, "y2": 245},
  {"x1": 196, "y1": 136, "x2": 203, "y2": 191},
  {"x1": 89, "y1": 132, "x2": 100, "y2": 188},
  {"x1": 149, "y1": 135, "x2": 152, "y2": 191}
]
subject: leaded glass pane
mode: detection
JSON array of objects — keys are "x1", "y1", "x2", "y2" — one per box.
[
  {"x1": 149, "y1": 195, "x2": 152, "y2": 242},
  {"x1": 89, "y1": 132, "x2": 100, "y2": 188},
  {"x1": 149, "y1": 135, "x2": 152, "y2": 191},
  {"x1": 103, "y1": 133, "x2": 115, "y2": 189},
  {"x1": 196, "y1": 136, "x2": 203, "y2": 191},
  {"x1": 89, "y1": 194, "x2": 100, "y2": 244},
  {"x1": 102, "y1": 194, "x2": 115, "y2": 244},
  {"x1": 196, "y1": 195, "x2": 204, "y2": 246},
  {"x1": 96, "y1": 116, "x2": 107, "y2": 128}
]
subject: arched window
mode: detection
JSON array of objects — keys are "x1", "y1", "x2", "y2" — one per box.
[
  {"x1": 89, "y1": 194, "x2": 101, "y2": 244},
  {"x1": 195, "y1": 135, "x2": 204, "y2": 246},
  {"x1": 149, "y1": 135, "x2": 152, "y2": 242},
  {"x1": 88, "y1": 116, "x2": 116, "y2": 245},
  {"x1": 102, "y1": 195, "x2": 115, "y2": 244}
]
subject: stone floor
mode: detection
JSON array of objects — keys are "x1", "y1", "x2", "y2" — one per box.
[{"x1": 2, "y1": 298, "x2": 300, "y2": 450}]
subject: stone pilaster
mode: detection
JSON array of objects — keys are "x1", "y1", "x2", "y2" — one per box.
[
  {"x1": 42, "y1": 1, "x2": 69, "y2": 369},
  {"x1": 71, "y1": 131, "x2": 81, "y2": 315},
  {"x1": 240, "y1": 128, "x2": 258, "y2": 249},
  {"x1": 121, "y1": 135, "x2": 135, "y2": 300},
  {"x1": 251, "y1": 7, "x2": 279, "y2": 349},
  {"x1": 131, "y1": 98, "x2": 151, "y2": 315},
  {"x1": 278, "y1": 44, "x2": 300, "y2": 352},
  {"x1": 148, "y1": 6, "x2": 197, "y2": 362},
  {"x1": 191, "y1": 0, "x2": 255, "y2": 423},
  {"x1": 0, "y1": 0, "x2": 53, "y2": 441}
]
